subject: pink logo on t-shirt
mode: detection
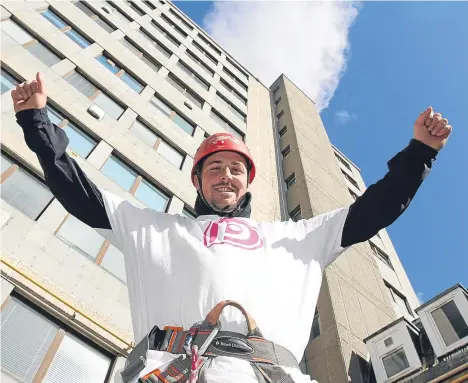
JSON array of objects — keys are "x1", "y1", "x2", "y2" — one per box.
[{"x1": 204, "y1": 218, "x2": 264, "y2": 250}]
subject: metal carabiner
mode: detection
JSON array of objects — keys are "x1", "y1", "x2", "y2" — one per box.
[{"x1": 184, "y1": 321, "x2": 221, "y2": 357}]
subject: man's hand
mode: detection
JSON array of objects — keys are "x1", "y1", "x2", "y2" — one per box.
[
  {"x1": 11, "y1": 72, "x2": 47, "y2": 113},
  {"x1": 414, "y1": 106, "x2": 452, "y2": 151}
]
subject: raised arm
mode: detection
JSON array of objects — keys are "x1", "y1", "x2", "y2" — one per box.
[
  {"x1": 12, "y1": 72, "x2": 111, "y2": 231},
  {"x1": 341, "y1": 107, "x2": 452, "y2": 247}
]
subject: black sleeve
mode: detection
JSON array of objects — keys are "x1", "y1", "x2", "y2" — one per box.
[
  {"x1": 341, "y1": 139, "x2": 438, "y2": 248},
  {"x1": 16, "y1": 108, "x2": 111, "y2": 230}
]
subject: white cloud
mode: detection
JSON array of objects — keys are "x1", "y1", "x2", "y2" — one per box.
[
  {"x1": 417, "y1": 291, "x2": 425, "y2": 304},
  {"x1": 335, "y1": 109, "x2": 357, "y2": 124},
  {"x1": 203, "y1": 1, "x2": 360, "y2": 111}
]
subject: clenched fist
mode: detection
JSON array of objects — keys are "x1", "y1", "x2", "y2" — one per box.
[
  {"x1": 11, "y1": 72, "x2": 47, "y2": 113},
  {"x1": 414, "y1": 107, "x2": 452, "y2": 151}
]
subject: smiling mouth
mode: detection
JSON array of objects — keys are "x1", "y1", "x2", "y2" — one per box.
[{"x1": 215, "y1": 187, "x2": 235, "y2": 192}]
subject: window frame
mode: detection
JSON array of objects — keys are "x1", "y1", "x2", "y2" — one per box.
[
  {"x1": 381, "y1": 346, "x2": 410, "y2": 379},
  {"x1": 209, "y1": 108, "x2": 245, "y2": 141},
  {"x1": 341, "y1": 169, "x2": 360, "y2": 190},
  {"x1": 106, "y1": 1, "x2": 134, "y2": 23},
  {"x1": 40, "y1": 8, "x2": 93, "y2": 48},
  {"x1": 96, "y1": 52, "x2": 146, "y2": 93},
  {"x1": 0, "y1": 151, "x2": 54, "y2": 220},
  {"x1": 121, "y1": 37, "x2": 162, "y2": 72},
  {"x1": 169, "y1": 8, "x2": 194, "y2": 31},
  {"x1": 222, "y1": 66, "x2": 248, "y2": 91},
  {"x1": 176, "y1": 60, "x2": 210, "y2": 91},
  {"x1": 138, "y1": 27, "x2": 172, "y2": 58},
  {"x1": 289, "y1": 205, "x2": 302, "y2": 222},
  {"x1": 385, "y1": 282, "x2": 413, "y2": 318},
  {"x1": 64, "y1": 69, "x2": 126, "y2": 120},
  {"x1": 151, "y1": 20, "x2": 180, "y2": 47},
  {"x1": 226, "y1": 57, "x2": 249, "y2": 82},
  {"x1": 198, "y1": 33, "x2": 222, "y2": 56},
  {"x1": 72, "y1": 1, "x2": 117, "y2": 33},
  {"x1": 216, "y1": 92, "x2": 247, "y2": 122},
  {"x1": 1, "y1": 294, "x2": 114, "y2": 382},
  {"x1": 130, "y1": 118, "x2": 186, "y2": 169},
  {"x1": 370, "y1": 241, "x2": 393, "y2": 269},
  {"x1": 1, "y1": 67, "x2": 21, "y2": 94},
  {"x1": 285, "y1": 172, "x2": 296, "y2": 189},
  {"x1": 151, "y1": 93, "x2": 196, "y2": 136},
  {"x1": 282, "y1": 145, "x2": 291, "y2": 158},
  {"x1": 310, "y1": 309, "x2": 321, "y2": 340},
  {"x1": 279, "y1": 126, "x2": 287, "y2": 138},
  {"x1": 276, "y1": 110, "x2": 285, "y2": 121},
  {"x1": 160, "y1": 13, "x2": 188, "y2": 39},
  {"x1": 125, "y1": 0, "x2": 146, "y2": 16},
  {"x1": 186, "y1": 49, "x2": 215, "y2": 77},
  {"x1": 335, "y1": 152, "x2": 352, "y2": 171},
  {"x1": 219, "y1": 78, "x2": 247, "y2": 105},
  {"x1": 192, "y1": 40, "x2": 218, "y2": 65},
  {"x1": 166, "y1": 73, "x2": 204, "y2": 109}
]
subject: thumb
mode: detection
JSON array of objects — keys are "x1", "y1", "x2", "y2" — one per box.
[
  {"x1": 36, "y1": 72, "x2": 47, "y2": 96},
  {"x1": 415, "y1": 106, "x2": 432, "y2": 125}
]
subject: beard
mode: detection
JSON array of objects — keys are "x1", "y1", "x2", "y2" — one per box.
[{"x1": 209, "y1": 199, "x2": 236, "y2": 213}]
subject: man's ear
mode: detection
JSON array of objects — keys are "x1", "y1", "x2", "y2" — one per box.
[{"x1": 193, "y1": 174, "x2": 201, "y2": 191}]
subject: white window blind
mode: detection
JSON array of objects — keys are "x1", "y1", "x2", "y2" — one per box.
[
  {"x1": 1, "y1": 298, "x2": 59, "y2": 382},
  {"x1": 43, "y1": 333, "x2": 111, "y2": 383}
]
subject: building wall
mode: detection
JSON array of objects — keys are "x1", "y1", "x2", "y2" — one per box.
[
  {"x1": 0, "y1": 1, "x2": 279, "y2": 380},
  {"x1": 272, "y1": 75, "x2": 418, "y2": 383}
]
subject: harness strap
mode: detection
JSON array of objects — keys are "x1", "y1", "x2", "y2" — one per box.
[{"x1": 123, "y1": 300, "x2": 299, "y2": 383}]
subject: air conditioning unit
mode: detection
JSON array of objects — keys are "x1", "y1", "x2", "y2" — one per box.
[{"x1": 88, "y1": 105, "x2": 105, "y2": 121}]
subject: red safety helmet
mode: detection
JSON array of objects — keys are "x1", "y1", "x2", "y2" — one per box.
[{"x1": 191, "y1": 133, "x2": 256, "y2": 185}]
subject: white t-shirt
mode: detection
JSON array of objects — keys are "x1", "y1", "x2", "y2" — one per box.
[{"x1": 101, "y1": 191, "x2": 349, "y2": 383}]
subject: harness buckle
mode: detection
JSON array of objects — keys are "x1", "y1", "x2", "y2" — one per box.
[{"x1": 184, "y1": 321, "x2": 221, "y2": 356}]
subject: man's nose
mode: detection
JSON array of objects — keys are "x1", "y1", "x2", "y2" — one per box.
[{"x1": 220, "y1": 167, "x2": 233, "y2": 181}]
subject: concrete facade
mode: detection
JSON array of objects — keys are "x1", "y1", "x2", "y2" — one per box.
[{"x1": 1, "y1": 1, "x2": 417, "y2": 382}]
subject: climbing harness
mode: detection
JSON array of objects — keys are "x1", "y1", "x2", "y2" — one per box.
[{"x1": 121, "y1": 300, "x2": 299, "y2": 383}]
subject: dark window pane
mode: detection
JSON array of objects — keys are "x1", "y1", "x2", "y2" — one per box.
[
  {"x1": 382, "y1": 348, "x2": 409, "y2": 378},
  {"x1": 432, "y1": 300, "x2": 468, "y2": 346},
  {"x1": 65, "y1": 71, "x2": 97, "y2": 97}
]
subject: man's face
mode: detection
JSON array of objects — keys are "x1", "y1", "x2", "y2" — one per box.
[{"x1": 195, "y1": 151, "x2": 249, "y2": 212}]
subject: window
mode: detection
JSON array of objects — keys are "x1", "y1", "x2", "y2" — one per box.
[
  {"x1": 121, "y1": 38, "x2": 161, "y2": 72},
  {"x1": 143, "y1": 0, "x2": 157, "y2": 10},
  {"x1": 166, "y1": 74, "x2": 204, "y2": 109},
  {"x1": 125, "y1": 0, "x2": 145, "y2": 16},
  {"x1": 431, "y1": 301, "x2": 468, "y2": 346},
  {"x1": 272, "y1": 85, "x2": 280, "y2": 95},
  {"x1": 386, "y1": 283, "x2": 413, "y2": 317},
  {"x1": 152, "y1": 20, "x2": 180, "y2": 47},
  {"x1": 310, "y1": 309, "x2": 321, "y2": 340},
  {"x1": 57, "y1": 215, "x2": 106, "y2": 260},
  {"x1": 169, "y1": 8, "x2": 193, "y2": 31},
  {"x1": 73, "y1": 1, "x2": 116, "y2": 33},
  {"x1": 1, "y1": 153, "x2": 53, "y2": 220},
  {"x1": 282, "y1": 145, "x2": 291, "y2": 158},
  {"x1": 40, "y1": 9, "x2": 93, "y2": 48},
  {"x1": 275, "y1": 96, "x2": 282, "y2": 106},
  {"x1": 226, "y1": 57, "x2": 249, "y2": 84},
  {"x1": 216, "y1": 92, "x2": 247, "y2": 122},
  {"x1": 101, "y1": 154, "x2": 170, "y2": 211},
  {"x1": 1, "y1": 297, "x2": 112, "y2": 383},
  {"x1": 1, "y1": 67, "x2": 19, "y2": 94},
  {"x1": 370, "y1": 242, "x2": 393, "y2": 269},
  {"x1": 138, "y1": 28, "x2": 172, "y2": 57},
  {"x1": 46, "y1": 105, "x2": 97, "y2": 158},
  {"x1": 382, "y1": 347, "x2": 410, "y2": 379},
  {"x1": 186, "y1": 50, "x2": 215, "y2": 77},
  {"x1": 276, "y1": 110, "x2": 285, "y2": 121},
  {"x1": 177, "y1": 60, "x2": 210, "y2": 91},
  {"x1": 219, "y1": 79, "x2": 247, "y2": 105},
  {"x1": 1, "y1": 19, "x2": 61, "y2": 66},
  {"x1": 285, "y1": 173, "x2": 296, "y2": 189},
  {"x1": 100, "y1": 244, "x2": 127, "y2": 282},
  {"x1": 181, "y1": 208, "x2": 197, "y2": 219},
  {"x1": 96, "y1": 54, "x2": 145, "y2": 93},
  {"x1": 105, "y1": 1, "x2": 133, "y2": 23},
  {"x1": 290, "y1": 205, "x2": 301, "y2": 222},
  {"x1": 130, "y1": 119, "x2": 185, "y2": 168},
  {"x1": 150, "y1": 94, "x2": 195, "y2": 135},
  {"x1": 192, "y1": 41, "x2": 218, "y2": 65},
  {"x1": 198, "y1": 33, "x2": 221, "y2": 56},
  {"x1": 223, "y1": 67, "x2": 248, "y2": 91},
  {"x1": 64, "y1": 70, "x2": 125, "y2": 120},
  {"x1": 279, "y1": 126, "x2": 287, "y2": 138},
  {"x1": 161, "y1": 14, "x2": 188, "y2": 39},
  {"x1": 335, "y1": 153, "x2": 352, "y2": 171},
  {"x1": 341, "y1": 169, "x2": 360, "y2": 190},
  {"x1": 210, "y1": 109, "x2": 244, "y2": 141},
  {"x1": 349, "y1": 188, "x2": 358, "y2": 201}
]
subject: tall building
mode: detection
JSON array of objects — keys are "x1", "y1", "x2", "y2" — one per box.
[{"x1": 0, "y1": 1, "x2": 419, "y2": 382}]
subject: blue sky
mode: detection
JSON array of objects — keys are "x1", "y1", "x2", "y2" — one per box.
[{"x1": 174, "y1": 2, "x2": 468, "y2": 302}]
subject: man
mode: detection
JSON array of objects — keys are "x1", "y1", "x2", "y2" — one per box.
[{"x1": 12, "y1": 73, "x2": 452, "y2": 383}]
